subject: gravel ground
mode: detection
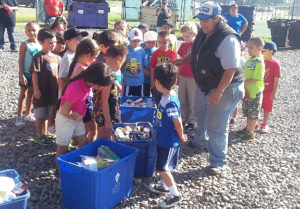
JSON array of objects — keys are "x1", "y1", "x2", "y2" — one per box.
[{"x1": 0, "y1": 29, "x2": 300, "y2": 209}]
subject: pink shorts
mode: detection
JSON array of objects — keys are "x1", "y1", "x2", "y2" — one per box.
[{"x1": 262, "y1": 93, "x2": 274, "y2": 112}]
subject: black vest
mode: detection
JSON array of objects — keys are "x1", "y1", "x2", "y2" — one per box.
[{"x1": 191, "y1": 22, "x2": 244, "y2": 94}]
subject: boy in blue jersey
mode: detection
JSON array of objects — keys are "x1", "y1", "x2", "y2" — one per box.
[
  {"x1": 123, "y1": 28, "x2": 148, "y2": 96},
  {"x1": 148, "y1": 63, "x2": 187, "y2": 208}
]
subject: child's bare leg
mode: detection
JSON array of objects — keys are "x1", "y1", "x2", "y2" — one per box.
[
  {"x1": 56, "y1": 144, "x2": 68, "y2": 173},
  {"x1": 76, "y1": 134, "x2": 88, "y2": 147},
  {"x1": 247, "y1": 118, "x2": 257, "y2": 134},
  {"x1": 35, "y1": 119, "x2": 46, "y2": 136},
  {"x1": 85, "y1": 120, "x2": 97, "y2": 142},
  {"x1": 25, "y1": 87, "x2": 33, "y2": 116},
  {"x1": 263, "y1": 111, "x2": 271, "y2": 125},
  {"x1": 159, "y1": 171, "x2": 175, "y2": 187},
  {"x1": 232, "y1": 107, "x2": 238, "y2": 119},
  {"x1": 17, "y1": 87, "x2": 27, "y2": 117},
  {"x1": 48, "y1": 105, "x2": 57, "y2": 127}
]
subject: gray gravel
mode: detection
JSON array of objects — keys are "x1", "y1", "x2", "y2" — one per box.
[{"x1": 0, "y1": 28, "x2": 299, "y2": 209}]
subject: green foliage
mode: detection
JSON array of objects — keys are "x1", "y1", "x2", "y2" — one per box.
[{"x1": 16, "y1": 14, "x2": 36, "y2": 23}]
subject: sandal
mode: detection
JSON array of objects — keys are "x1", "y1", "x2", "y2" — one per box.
[{"x1": 33, "y1": 134, "x2": 53, "y2": 146}]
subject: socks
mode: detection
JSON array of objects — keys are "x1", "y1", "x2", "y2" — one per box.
[
  {"x1": 162, "y1": 181, "x2": 169, "y2": 190},
  {"x1": 168, "y1": 184, "x2": 180, "y2": 196}
]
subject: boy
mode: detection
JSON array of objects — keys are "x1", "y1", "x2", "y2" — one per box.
[
  {"x1": 143, "y1": 30, "x2": 158, "y2": 96},
  {"x1": 160, "y1": 19, "x2": 177, "y2": 52},
  {"x1": 177, "y1": 22, "x2": 197, "y2": 131},
  {"x1": 30, "y1": 29, "x2": 60, "y2": 145},
  {"x1": 148, "y1": 64, "x2": 187, "y2": 208},
  {"x1": 260, "y1": 41, "x2": 280, "y2": 133},
  {"x1": 150, "y1": 31, "x2": 176, "y2": 104},
  {"x1": 122, "y1": 28, "x2": 147, "y2": 96},
  {"x1": 58, "y1": 27, "x2": 88, "y2": 95},
  {"x1": 239, "y1": 37, "x2": 265, "y2": 142},
  {"x1": 114, "y1": 20, "x2": 128, "y2": 37}
]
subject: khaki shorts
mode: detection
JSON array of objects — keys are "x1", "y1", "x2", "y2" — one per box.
[
  {"x1": 55, "y1": 111, "x2": 86, "y2": 146},
  {"x1": 242, "y1": 92, "x2": 262, "y2": 119}
]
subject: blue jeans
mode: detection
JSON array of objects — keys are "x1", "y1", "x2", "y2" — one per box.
[
  {"x1": 0, "y1": 24, "x2": 17, "y2": 50},
  {"x1": 193, "y1": 82, "x2": 244, "y2": 168}
]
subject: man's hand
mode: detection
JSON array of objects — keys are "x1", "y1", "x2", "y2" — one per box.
[
  {"x1": 172, "y1": 59, "x2": 184, "y2": 68},
  {"x1": 208, "y1": 89, "x2": 223, "y2": 105}
]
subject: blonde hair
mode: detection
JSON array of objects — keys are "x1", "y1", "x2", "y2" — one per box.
[
  {"x1": 249, "y1": 37, "x2": 265, "y2": 48},
  {"x1": 180, "y1": 22, "x2": 197, "y2": 35}
]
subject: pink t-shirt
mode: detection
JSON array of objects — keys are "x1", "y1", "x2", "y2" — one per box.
[{"x1": 60, "y1": 78, "x2": 90, "y2": 117}]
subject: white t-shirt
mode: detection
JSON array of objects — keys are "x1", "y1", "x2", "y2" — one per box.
[{"x1": 58, "y1": 50, "x2": 75, "y2": 78}]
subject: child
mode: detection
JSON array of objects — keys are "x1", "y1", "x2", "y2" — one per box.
[
  {"x1": 114, "y1": 20, "x2": 128, "y2": 37},
  {"x1": 93, "y1": 30, "x2": 117, "y2": 63},
  {"x1": 238, "y1": 37, "x2": 265, "y2": 142},
  {"x1": 260, "y1": 41, "x2": 280, "y2": 133},
  {"x1": 50, "y1": 16, "x2": 67, "y2": 33},
  {"x1": 160, "y1": 19, "x2": 177, "y2": 52},
  {"x1": 56, "y1": 62, "x2": 112, "y2": 159},
  {"x1": 52, "y1": 33, "x2": 65, "y2": 57},
  {"x1": 137, "y1": 23, "x2": 149, "y2": 35},
  {"x1": 68, "y1": 38, "x2": 100, "y2": 143},
  {"x1": 177, "y1": 22, "x2": 197, "y2": 131},
  {"x1": 16, "y1": 22, "x2": 41, "y2": 126},
  {"x1": 150, "y1": 31, "x2": 177, "y2": 104},
  {"x1": 123, "y1": 28, "x2": 148, "y2": 96},
  {"x1": 148, "y1": 64, "x2": 187, "y2": 208},
  {"x1": 30, "y1": 28, "x2": 60, "y2": 145},
  {"x1": 93, "y1": 45, "x2": 128, "y2": 140},
  {"x1": 143, "y1": 30, "x2": 158, "y2": 96},
  {"x1": 58, "y1": 27, "x2": 88, "y2": 96}
]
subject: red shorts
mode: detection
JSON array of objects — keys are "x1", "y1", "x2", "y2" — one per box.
[{"x1": 262, "y1": 93, "x2": 274, "y2": 112}]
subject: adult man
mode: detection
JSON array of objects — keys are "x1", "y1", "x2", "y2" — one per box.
[
  {"x1": 223, "y1": 4, "x2": 248, "y2": 35},
  {"x1": 156, "y1": 0, "x2": 171, "y2": 32},
  {"x1": 174, "y1": 1, "x2": 244, "y2": 175},
  {"x1": 0, "y1": 0, "x2": 18, "y2": 52}
]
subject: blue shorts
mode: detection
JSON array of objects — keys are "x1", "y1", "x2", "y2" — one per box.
[
  {"x1": 83, "y1": 96, "x2": 94, "y2": 123},
  {"x1": 156, "y1": 145, "x2": 179, "y2": 172}
]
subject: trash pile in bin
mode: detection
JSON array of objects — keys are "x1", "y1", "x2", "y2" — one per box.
[
  {"x1": 77, "y1": 145, "x2": 120, "y2": 171},
  {"x1": 121, "y1": 98, "x2": 155, "y2": 108},
  {"x1": 0, "y1": 176, "x2": 26, "y2": 204},
  {"x1": 115, "y1": 125, "x2": 152, "y2": 141}
]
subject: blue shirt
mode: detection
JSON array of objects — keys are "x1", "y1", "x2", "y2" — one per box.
[
  {"x1": 223, "y1": 13, "x2": 247, "y2": 34},
  {"x1": 156, "y1": 93, "x2": 180, "y2": 148},
  {"x1": 23, "y1": 40, "x2": 42, "y2": 78},
  {"x1": 123, "y1": 46, "x2": 147, "y2": 86},
  {"x1": 144, "y1": 47, "x2": 157, "y2": 84}
]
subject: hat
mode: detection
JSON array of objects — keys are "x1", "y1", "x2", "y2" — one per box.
[
  {"x1": 137, "y1": 23, "x2": 149, "y2": 30},
  {"x1": 193, "y1": 1, "x2": 222, "y2": 20},
  {"x1": 144, "y1": 31, "x2": 158, "y2": 42},
  {"x1": 161, "y1": 19, "x2": 174, "y2": 28},
  {"x1": 263, "y1": 41, "x2": 277, "y2": 52},
  {"x1": 64, "y1": 27, "x2": 89, "y2": 40},
  {"x1": 128, "y1": 28, "x2": 143, "y2": 41}
]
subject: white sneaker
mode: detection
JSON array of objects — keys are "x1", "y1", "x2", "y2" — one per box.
[
  {"x1": 24, "y1": 114, "x2": 36, "y2": 122},
  {"x1": 48, "y1": 125, "x2": 56, "y2": 134},
  {"x1": 15, "y1": 117, "x2": 25, "y2": 126}
]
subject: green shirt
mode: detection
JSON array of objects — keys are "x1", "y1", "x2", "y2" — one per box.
[{"x1": 243, "y1": 55, "x2": 265, "y2": 98}]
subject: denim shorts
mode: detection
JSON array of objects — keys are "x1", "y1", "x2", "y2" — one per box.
[
  {"x1": 19, "y1": 77, "x2": 32, "y2": 88},
  {"x1": 242, "y1": 92, "x2": 262, "y2": 119},
  {"x1": 156, "y1": 145, "x2": 179, "y2": 172},
  {"x1": 83, "y1": 96, "x2": 94, "y2": 123}
]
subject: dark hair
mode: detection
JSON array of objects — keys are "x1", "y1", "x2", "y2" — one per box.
[
  {"x1": 62, "y1": 62, "x2": 112, "y2": 97},
  {"x1": 50, "y1": 16, "x2": 67, "y2": 31},
  {"x1": 106, "y1": 45, "x2": 128, "y2": 58},
  {"x1": 68, "y1": 38, "x2": 100, "y2": 77},
  {"x1": 25, "y1": 21, "x2": 39, "y2": 29},
  {"x1": 154, "y1": 63, "x2": 178, "y2": 90},
  {"x1": 158, "y1": 31, "x2": 170, "y2": 40},
  {"x1": 37, "y1": 28, "x2": 55, "y2": 42},
  {"x1": 92, "y1": 30, "x2": 117, "y2": 47},
  {"x1": 55, "y1": 32, "x2": 65, "y2": 44}
]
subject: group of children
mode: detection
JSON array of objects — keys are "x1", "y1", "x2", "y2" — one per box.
[{"x1": 14, "y1": 16, "x2": 280, "y2": 207}]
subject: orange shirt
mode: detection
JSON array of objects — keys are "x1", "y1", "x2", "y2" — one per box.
[{"x1": 43, "y1": 0, "x2": 64, "y2": 16}]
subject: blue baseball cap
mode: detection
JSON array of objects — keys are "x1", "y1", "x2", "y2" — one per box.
[
  {"x1": 193, "y1": 1, "x2": 222, "y2": 20},
  {"x1": 263, "y1": 41, "x2": 277, "y2": 52}
]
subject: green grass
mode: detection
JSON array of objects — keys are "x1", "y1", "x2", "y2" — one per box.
[
  {"x1": 16, "y1": 14, "x2": 36, "y2": 23},
  {"x1": 107, "y1": 0, "x2": 122, "y2": 7},
  {"x1": 108, "y1": 14, "x2": 122, "y2": 22}
]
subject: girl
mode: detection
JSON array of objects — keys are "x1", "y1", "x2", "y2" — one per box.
[
  {"x1": 56, "y1": 62, "x2": 112, "y2": 159},
  {"x1": 52, "y1": 32, "x2": 66, "y2": 57},
  {"x1": 68, "y1": 38, "x2": 100, "y2": 142},
  {"x1": 16, "y1": 22, "x2": 41, "y2": 126},
  {"x1": 93, "y1": 45, "x2": 128, "y2": 140}
]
